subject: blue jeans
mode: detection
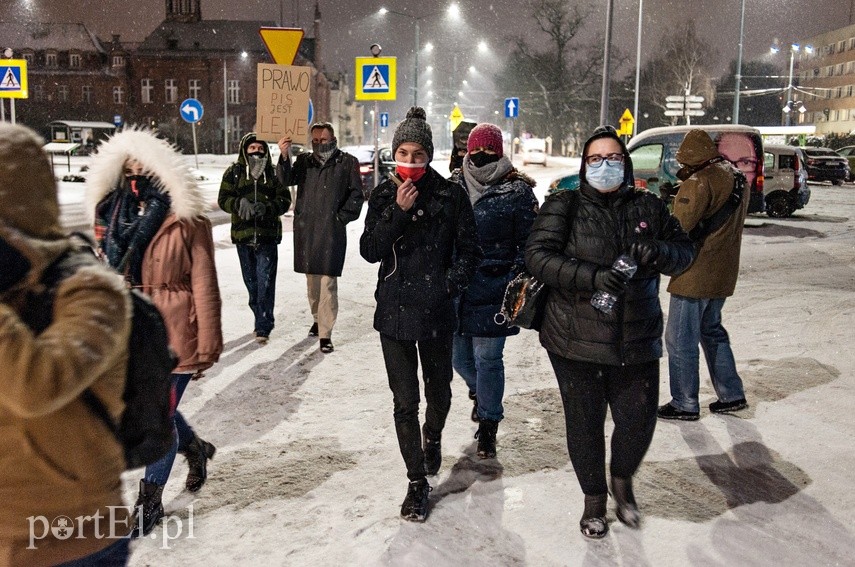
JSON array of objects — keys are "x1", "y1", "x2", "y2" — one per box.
[
  {"x1": 665, "y1": 295, "x2": 745, "y2": 413},
  {"x1": 452, "y1": 335, "x2": 507, "y2": 422},
  {"x1": 236, "y1": 243, "x2": 278, "y2": 337},
  {"x1": 145, "y1": 373, "x2": 194, "y2": 486},
  {"x1": 55, "y1": 537, "x2": 130, "y2": 566}
]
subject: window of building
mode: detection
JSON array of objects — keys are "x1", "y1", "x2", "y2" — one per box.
[
  {"x1": 847, "y1": 85, "x2": 855, "y2": 98},
  {"x1": 228, "y1": 79, "x2": 240, "y2": 104},
  {"x1": 141, "y1": 79, "x2": 153, "y2": 104},
  {"x1": 69, "y1": 53, "x2": 81, "y2": 68},
  {"x1": 82, "y1": 85, "x2": 93, "y2": 103},
  {"x1": 33, "y1": 84, "x2": 44, "y2": 102},
  {"x1": 45, "y1": 51, "x2": 58, "y2": 68},
  {"x1": 850, "y1": 109, "x2": 855, "y2": 120},
  {"x1": 113, "y1": 86, "x2": 125, "y2": 104},
  {"x1": 57, "y1": 84, "x2": 68, "y2": 101},
  {"x1": 228, "y1": 115, "x2": 241, "y2": 144},
  {"x1": 22, "y1": 51, "x2": 34, "y2": 65},
  {"x1": 112, "y1": 55, "x2": 125, "y2": 67},
  {"x1": 835, "y1": 86, "x2": 843, "y2": 98},
  {"x1": 836, "y1": 63, "x2": 845, "y2": 76},
  {"x1": 165, "y1": 79, "x2": 177, "y2": 103},
  {"x1": 830, "y1": 109, "x2": 838, "y2": 121},
  {"x1": 188, "y1": 79, "x2": 201, "y2": 99},
  {"x1": 838, "y1": 40, "x2": 846, "y2": 53}
]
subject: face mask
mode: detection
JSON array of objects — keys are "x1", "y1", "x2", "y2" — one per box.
[
  {"x1": 127, "y1": 175, "x2": 152, "y2": 198},
  {"x1": 395, "y1": 161, "x2": 427, "y2": 183},
  {"x1": 469, "y1": 152, "x2": 500, "y2": 168},
  {"x1": 247, "y1": 151, "x2": 265, "y2": 158},
  {"x1": 586, "y1": 163, "x2": 625, "y2": 192},
  {"x1": 312, "y1": 140, "x2": 337, "y2": 155}
]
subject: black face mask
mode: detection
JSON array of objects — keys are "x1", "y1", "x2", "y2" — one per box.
[
  {"x1": 127, "y1": 175, "x2": 152, "y2": 198},
  {"x1": 470, "y1": 152, "x2": 501, "y2": 168}
]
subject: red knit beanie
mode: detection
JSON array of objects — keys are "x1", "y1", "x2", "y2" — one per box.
[{"x1": 467, "y1": 123, "x2": 504, "y2": 157}]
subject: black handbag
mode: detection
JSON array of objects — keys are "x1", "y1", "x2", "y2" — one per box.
[{"x1": 495, "y1": 271, "x2": 547, "y2": 330}]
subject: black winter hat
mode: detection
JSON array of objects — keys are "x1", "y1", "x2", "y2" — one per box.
[
  {"x1": 579, "y1": 125, "x2": 634, "y2": 187},
  {"x1": 392, "y1": 107, "x2": 434, "y2": 162}
]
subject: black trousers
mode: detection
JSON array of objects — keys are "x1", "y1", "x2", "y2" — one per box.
[
  {"x1": 380, "y1": 334, "x2": 454, "y2": 481},
  {"x1": 548, "y1": 352, "x2": 660, "y2": 496}
]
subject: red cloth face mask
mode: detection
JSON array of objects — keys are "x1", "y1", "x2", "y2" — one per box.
[{"x1": 395, "y1": 161, "x2": 427, "y2": 183}]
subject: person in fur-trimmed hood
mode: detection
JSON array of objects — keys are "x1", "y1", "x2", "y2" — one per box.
[{"x1": 86, "y1": 127, "x2": 223, "y2": 536}]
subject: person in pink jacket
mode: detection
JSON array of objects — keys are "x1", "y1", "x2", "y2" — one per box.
[{"x1": 86, "y1": 128, "x2": 224, "y2": 536}]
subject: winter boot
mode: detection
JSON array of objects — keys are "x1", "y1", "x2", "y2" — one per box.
[
  {"x1": 422, "y1": 424, "x2": 442, "y2": 476},
  {"x1": 400, "y1": 478, "x2": 432, "y2": 522},
  {"x1": 579, "y1": 494, "x2": 608, "y2": 539},
  {"x1": 468, "y1": 390, "x2": 480, "y2": 423},
  {"x1": 185, "y1": 435, "x2": 216, "y2": 492},
  {"x1": 610, "y1": 476, "x2": 641, "y2": 528},
  {"x1": 475, "y1": 419, "x2": 499, "y2": 459},
  {"x1": 132, "y1": 480, "x2": 164, "y2": 537}
]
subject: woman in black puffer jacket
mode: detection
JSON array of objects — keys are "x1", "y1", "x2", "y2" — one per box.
[{"x1": 525, "y1": 126, "x2": 694, "y2": 539}]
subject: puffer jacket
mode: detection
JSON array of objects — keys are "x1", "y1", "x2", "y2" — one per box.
[
  {"x1": 0, "y1": 122, "x2": 131, "y2": 566},
  {"x1": 668, "y1": 129, "x2": 749, "y2": 298},
  {"x1": 456, "y1": 170, "x2": 539, "y2": 337},
  {"x1": 218, "y1": 132, "x2": 292, "y2": 245},
  {"x1": 360, "y1": 167, "x2": 483, "y2": 340},
  {"x1": 87, "y1": 129, "x2": 223, "y2": 373},
  {"x1": 525, "y1": 183, "x2": 694, "y2": 366}
]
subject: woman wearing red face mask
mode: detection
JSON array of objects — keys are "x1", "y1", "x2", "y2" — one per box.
[{"x1": 360, "y1": 107, "x2": 483, "y2": 523}]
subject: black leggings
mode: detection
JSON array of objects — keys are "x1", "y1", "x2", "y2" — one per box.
[{"x1": 548, "y1": 353, "x2": 660, "y2": 496}]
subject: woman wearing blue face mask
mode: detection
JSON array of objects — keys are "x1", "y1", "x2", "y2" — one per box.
[{"x1": 525, "y1": 126, "x2": 695, "y2": 539}]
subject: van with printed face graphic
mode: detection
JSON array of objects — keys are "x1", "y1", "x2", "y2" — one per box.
[{"x1": 624, "y1": 125, "x2": 765, "y2": 214}]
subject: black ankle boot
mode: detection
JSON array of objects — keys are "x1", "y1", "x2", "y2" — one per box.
[
  {"x1": 132, "y1": 480, "x2": 164, "y2": 537},
  {"x1": 422, "y1": 424, "x2": 442, "y2": 476},
  {"x1": 400, "y1": 478, "x2": 431, "y2": 522},
  {"x1": 610, "y1": 476, "x2": 641, "y2": 528},
  {"x1": 468, "y1": 390, "x2": 480, "y2": 423},
  {"x1": 475, "y1": 419, "x2": 499, "y2": 459},
  {"x1": 185, "y1": 435, "x2": 216, "y2": 492},
  {"x1": 579, "y1": 493, "x2": 608, "y2": 539}
]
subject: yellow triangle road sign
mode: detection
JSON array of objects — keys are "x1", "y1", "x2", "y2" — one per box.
[
  {"x1": 259, "y1": 27, "x2": 304, "y2": 65},
  {"x1": 449, "y1": 105, "x2": 465, "y2": 131},
  {"x1": 619, "y1": 109, "x2": 634, "y2": 125}
]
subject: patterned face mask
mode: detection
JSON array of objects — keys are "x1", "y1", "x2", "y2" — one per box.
[{"x1": 248, "y1": 155, "x2": 267, "y2": 180}]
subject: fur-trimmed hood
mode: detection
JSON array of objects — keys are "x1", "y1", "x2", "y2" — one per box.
[{"x1": 85, "y1": 128, "x2": 207, "y2": 221}]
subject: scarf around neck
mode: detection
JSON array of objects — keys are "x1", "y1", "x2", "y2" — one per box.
[{"x1": 462, "y1": 155, "x2": 514, "y2": 206}]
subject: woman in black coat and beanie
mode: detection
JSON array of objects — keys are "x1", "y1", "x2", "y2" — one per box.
[
  {"x1": 360, "y1": 107, "x2": 482, "y2": 523},
  {"x1": 525, "y1": 125, "x2": 694, "y2": 538}
]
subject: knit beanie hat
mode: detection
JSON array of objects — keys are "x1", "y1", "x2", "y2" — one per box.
[
  {"x1": 0, "y1": 123, "x2": 63, "y2": 239},
  {"x1": 467, "y1": 123, "x2": 504, "y2": 157},
  {"x1": 392, "y1": 106, "x2": 434, "y2": 162}
]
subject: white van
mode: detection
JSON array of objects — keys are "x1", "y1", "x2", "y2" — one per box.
[{"x1": 762, "y1": 144, "x2": 810, "y2": 218}]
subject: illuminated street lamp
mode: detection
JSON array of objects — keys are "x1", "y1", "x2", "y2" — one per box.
[{"x1": 771, "y1": 42, "x2": 813, "y2": 126}]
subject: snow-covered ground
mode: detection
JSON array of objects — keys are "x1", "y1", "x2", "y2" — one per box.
[{"x1": 58, "y1": 156, "x2": 855, "y2": 566}]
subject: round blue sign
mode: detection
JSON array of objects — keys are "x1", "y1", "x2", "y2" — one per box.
[{"x1": 180, "y1": 98, "x2": 204, "y2": 124}]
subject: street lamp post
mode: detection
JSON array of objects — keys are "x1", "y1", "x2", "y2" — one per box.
[
  {"x1": 599, "y1": 0, "x2": 615, "y2": 125},
  {"x1": 785, "y1": 46, "x2": 796, "y2": 127},
  {"x1": 632, "y1": 0, "x2": 643, "y2": 136},
  {"x1": 771, "y1": 43, "x2": 811, "y2": 127},
  {"x1": 733, "y1": 0, "x2": 746, "y2": 124}
]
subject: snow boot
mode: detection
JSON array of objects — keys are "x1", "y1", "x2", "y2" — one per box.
[
  {"x1": 185, "y1": 435, "x2": 216, "y2": 492},
  {"x1": 422, "y1": 424, "x2": 442, "y2": 475},
  {"x1": 400, "y1": 478, "x2": 432, "y2": 522},
  {"x1": 579, "y1": 494, "x2": 608, "y2": 539},
  {"x1": 475, "y1": 419, "x2": 499, "y2": 459},
  {"x1": 610, "y1": 476, "x2": 641, "y2": 528},
  {"x1": 468, "y1": 390, "x2": 479, "y2": 423},
  {"x1": 132, "y1": 480, "x2": 164, "y2": 537}
]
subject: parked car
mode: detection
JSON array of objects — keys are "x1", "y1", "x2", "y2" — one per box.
[
  {"x1": 800, "y1": 147, "x2": 848, "y2": 185},
  {"x1": 521, "y1": 147, "x2": 547, "y2": 166},
  {"x1": 61, "y1": 165, "x2": 89, "y2": 182},
  {"x1": 834, "y1": 146, "x2": 855, "y2": 181},
  {"x1": 339, "y1": 145, "x2": 395, "y2": 197},
  {"x1": 762, "y1": 144, "x2": 810, "y2": 218}
]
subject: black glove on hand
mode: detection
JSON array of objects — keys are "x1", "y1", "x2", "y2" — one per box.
[
  {"x1": 238, "y1": 197, "x2": 254, "y2": 220},
  {"x1": 630, "y1": 239, "x2": 661, "y2": 267},
  {"x1": 251, "y1": 201, "x2": 267, "y2": 217},
  {"x1": 0, "y1": 236, "x2": 31, "y2": 293},
  {"x1": 593, "y1": 267, "x2": 629, "y2": 296}
]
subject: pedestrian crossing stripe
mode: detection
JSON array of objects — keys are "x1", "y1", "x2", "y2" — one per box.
[
  {"x1": 1, "y1": 67, "x2": 21, "y2": 89},
  {"x1": 0, "y1": 60, "x2": 28, "y2": 99},
  {"x1": 354, "y1": 56, "x2": 396, "y2": 101},
  {"x1": 363, "y1": 65, "x2": 390, "y2": 92}
]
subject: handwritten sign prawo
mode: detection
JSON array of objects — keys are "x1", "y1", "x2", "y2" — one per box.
[{"x1": 255, "y1": 63, "x2": 311, "y2": 143}]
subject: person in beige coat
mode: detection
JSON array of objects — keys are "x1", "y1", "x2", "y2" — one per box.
[
  {"x1": 87, "y1": 128, "x2": 223, "y2": 535},
  {"x1": 658, "y1": 129, "x2": 749, "y2": 421},
  {"x1": 0, "y1": 123, "x2": 133, "y2": 566}
]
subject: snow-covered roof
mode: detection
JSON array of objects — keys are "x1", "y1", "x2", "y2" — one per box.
[
  {"x1": 0, "y1": 22, "x2": 106, "y2": 54},
  {"x1": 50, "y1": 120, "x2": 117, "y2": 129}
]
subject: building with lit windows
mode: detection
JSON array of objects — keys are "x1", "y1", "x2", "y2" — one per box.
[{"x1": 797, "y1": 22, "x2": 855, "y2": 134}]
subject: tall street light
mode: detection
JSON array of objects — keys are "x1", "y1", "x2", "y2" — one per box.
[
  {"x1": 632, "y1": 0, "x2": 643, "y2": 136},
  {"x1": 733, "y1": 0, "x2": 746, "y2": 124},
  {"x1": 771, "y1": 42, "x2": 812, "y2": 126},
  {"x1": 599, "y1": 0, "x2": 615, "y2": 125}
]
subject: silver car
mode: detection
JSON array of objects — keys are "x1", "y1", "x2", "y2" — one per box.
[{"x1": 762, "y1": 144, "x2": 810, "y2": 218}]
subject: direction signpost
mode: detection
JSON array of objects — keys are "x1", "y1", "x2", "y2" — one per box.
[
  {"x1": 618, "y1": 108, "x2": 634, "y2": 137},
  {"x1": 180, "y1": 98, "x2": 204, "y2": 168},
  {"x1": 504, "y1": 98, "x2": 519, "y2": 162},
  {"x1": 663, "y1": 94, "x2": 704, "y2": 125},
  {"x1": 380, "y1": 112, "x2": 389, "y2": 129}
]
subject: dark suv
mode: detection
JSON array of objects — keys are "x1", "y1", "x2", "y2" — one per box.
[{"x1": 800, "y1": 147, "x2": 848, "y2": 185}]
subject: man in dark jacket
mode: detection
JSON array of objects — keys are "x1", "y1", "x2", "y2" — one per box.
[
  {"x1": 277, "y1": 123, "x2": 364, "y2": 353},
  {"x1": 658, "y1": 129, "x2": 750, "y2": 421},
  {"x1": 360, "y1": 107, "x2": 482, "y2": 523},
  {"x1": 218, "y1": 132, "x2": 291, "y2": 344},
  {"x1": 525, "y1": 125, "x2": 694, "y2": 538}
]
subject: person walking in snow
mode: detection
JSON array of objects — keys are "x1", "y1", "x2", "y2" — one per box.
[
  {"x1": 360, "y1": 107, "x2": 482, "y2": 522},
  {"x1": 218, "y1": 132, "x2": 291, "y2": 344},
  {"x1": 451, "y1": 123, "x2": 539, "y2": 459},
  {"x1": 88, "y1": 128, "x2": 223, "y2": 536},
  {"x1": 0, "y1": 122, "x2": 134, "y2": 566},
  {"x1": 276, "y1": 122, "x2": 364, "y2": 354},
  {"x1": 525, "y1": 125, "x2": 694, "y2": 538}
]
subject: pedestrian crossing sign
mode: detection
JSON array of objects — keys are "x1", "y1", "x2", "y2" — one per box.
[
  {"x1": 0, "y1": 60, "x2": 28, "y2": 99},
  {"x1": 355, "y1": 57, "x2": 396, "y2": 101}
]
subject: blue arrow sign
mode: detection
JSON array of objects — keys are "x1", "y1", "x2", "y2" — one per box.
[
  {"x1": 380, "y1": 112, "x2": 389, "y2": 128},
  {"x1": 505, "y1": 97, "x2": 519, "y2": 119},
  {"x1": 113, "y1": 114, "x2": 123, "y2": 127},
  {"x1": 180, "y1": 98, "x2": 204, "y2": 123}
]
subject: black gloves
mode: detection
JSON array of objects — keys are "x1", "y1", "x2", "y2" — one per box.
[
  {"x1": 593, "y1": 267, "x2": 630, "y2": 296},
  {"x1": 630, "y1": 239, "x2": 661, "y2": 267},
  {"x1": 0, "y1": 236, "x2": 31, "y2": 293},
  {"x1": 251, "y1": 202, "x2": 267, "y2": 217}
]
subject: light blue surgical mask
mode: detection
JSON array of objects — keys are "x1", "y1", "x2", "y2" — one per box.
[{"x1": 586, "y1": 162, "x2": 625, "y2": 192}]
